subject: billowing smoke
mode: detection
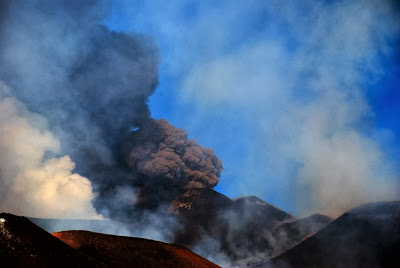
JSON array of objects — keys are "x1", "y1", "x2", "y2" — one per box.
[
  {"x1": 126, "y1": 119, "x2": 223, "y2": 207},
  {"x1": 0, "y1": 0, "x2": 159, "y2": 218},
  {"x1": 120, "y1": 0, "x2": 400, "y2": 217},
  {"x1": 0, "y1": 84, "x2": 100, "y2": 219},
  {"x1": 0, "y1": 0, "x2": 222, "y2": 220},
  {"x1": 0, "y1": 0, "x2": 158, "y2": 180}
]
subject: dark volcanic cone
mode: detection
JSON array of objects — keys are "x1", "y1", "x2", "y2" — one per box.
[
  {"x1": 170, "y1": 189, "x2": 298, "y2": 261},
  {"x1": 53, "y1": 230, "x2": 220, "y2": 268},
  {"x1": 0, "y1": 213, "x2": 97, "y2": 267},
  {"x1": 232, "y1": 196, "x2": 295, "y2": 228},
  {"x1": 170, "y1": 188, "x2": 234, "y2": 247},
  {"x1": 270, "y1": 213, "x2": 333, "y2": 256},
  {"x1": 170, "y1": 188, "x2": 233, "y2": 216},
  {"x1": 263, "y1": 201, "x2": 400, "y2": 268}
]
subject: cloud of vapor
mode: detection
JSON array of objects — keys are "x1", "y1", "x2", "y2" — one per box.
[
  {"x1": 117, "y1": 0, "x2": 400, "y2": 217},
  {"x1": 0, "y1": 0, "x2": 158, "y2": 173},
  {"x1": 0, "y1": 85, "x2": 100, "y2": 219},
  {"x1": 0, "y1": 0, "x2": 159, "y2": 219},
  {"x1": 0, "y1": 0, "x2": 223, "y2": 227}
]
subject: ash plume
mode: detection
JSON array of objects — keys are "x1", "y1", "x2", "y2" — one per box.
[
  {"x1": 126, "y1": 119, "x2": 223, "y2": 207},
  {"x1": 127, "y1": 0, "x2": 400, "y2": 217},
  {"x1": 0, "y1": 0, "x2": 223, "y2": 221},
  {"x1": 0, "y1": 0, "x2": 160, "y2": 217},
  {"x1": 0, "y1": 0, "x2": 158, "y2": 176}
]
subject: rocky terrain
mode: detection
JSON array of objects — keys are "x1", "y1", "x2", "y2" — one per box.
[
  {"x1": 170, "y1": 189, "x2": 331, "y2": 263},
  {"x1": 53, "y1": 230, "x2": 219, "y2": 268},
  {"x1": 6, "y1": 193, "x2": 400, "y2": 267},
  {"x1": 0, "y1": 213, "x2": 96, "y2": 267},
  {"x1": 0, "y1": 213, "x2": 219, "y2": 267},
  {"x1": 257, "y1": 201, "x2": 400, "y2": 268}
]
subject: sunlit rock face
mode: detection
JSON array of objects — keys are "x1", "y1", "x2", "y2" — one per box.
[{"x1": 52, "y1": 230, "x2": 220, "y2": 268}]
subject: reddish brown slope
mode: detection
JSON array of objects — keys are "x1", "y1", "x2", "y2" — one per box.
[{"x1": 53, "y1": 230, "x2": 220, "y2": 268}]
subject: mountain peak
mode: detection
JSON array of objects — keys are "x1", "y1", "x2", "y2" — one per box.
[{"x1": 267, "y1": 201, "x2": 400, "y2": 268}]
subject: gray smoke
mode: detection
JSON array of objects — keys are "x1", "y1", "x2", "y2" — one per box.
[
  {"x1": 0, "y1": 0, "x2": 158, "y2": 169},
  {"x1": 0, "y1": 0, "x2": 159, "y2": 217},
  {"x1": 124, "y1": 0, "x2": 400, "y2": 217},
  {"x1": 0, "y1": 0, "x2": 223, "y2": 220}
]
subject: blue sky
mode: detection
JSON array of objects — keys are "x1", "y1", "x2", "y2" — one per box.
[{"x1": 106, "y1": 0, "x2": 400, "y2": 216}]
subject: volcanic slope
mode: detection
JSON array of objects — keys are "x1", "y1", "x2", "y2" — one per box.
[
  {"x1": 0, "y1": 212, "x2": 220, "y2": 267},
  {"x1": 170, "y1": 189, "x2": 331, "y2": 262},
  {"x1": 264, "y1": 201, "x2": 400, "y2": 268},
  {"x1": 270, "y1": 213, "x2": 333, "y2": 255},
  {"x1": 0, "y1": 213, "x2": 97, "y2": 267},
  {"x1": 53, "y1": 230, "x2": 220, "y2": 268}
]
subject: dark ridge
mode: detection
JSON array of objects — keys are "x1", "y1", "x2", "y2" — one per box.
[
  {"x1": 0, "y1": 213, "x2": 98, "y2": 267},
  {"x1": 232, "y1": 196, "x2": 296, "y2": 227},
  {"x1": 262, "y1": 201, "x2": 400, "y2": 268},
  {"x1": 270, "y1": 213, "x2": 333, "y2": 256},
  {"x1": 171, "y1": 189, "x2": 299, "y2": 261},
  {"x1": 1, "y1": 212, "x2": 220, "y2": 267}
]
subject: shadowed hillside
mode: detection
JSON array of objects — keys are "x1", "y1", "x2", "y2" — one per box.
[{"x1": 261, "y1": 201, "x2": 400, "y2": 268}]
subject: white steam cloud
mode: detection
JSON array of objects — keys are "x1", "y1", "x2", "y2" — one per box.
[
  {"x1": 0, "y1": 84, "x2": 101, "y2": 219},
  {"x1": 181, "y1": 1, "x2": 400, "y2": 217}
]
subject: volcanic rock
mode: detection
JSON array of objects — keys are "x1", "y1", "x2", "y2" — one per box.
[
  {"x1": 171, "y1": 188, "x2": 234, "y2": 249},
  {"x1": 171, "y1": 189, "x2": 298, "y2": 261},
  {"x1": 0, "y1": 213, "x2": 97, "y2": 267},
  {"x1": 270, "y1": 213, "x2": 333, "y2": 255},
  {"x1": 232, "y1": 196, "x2": 296, "y2": 229},
  {"x1": 170, "y1": 188, "x2": 233, "y2": 216},
  {"x1": 1, "y1": 212, "x2": 220, "y2": 267},
  {"x1": 53, "y1": 230, "x2": 220, "y2": 268},
  {"x1": 263, "y1": 201, "x2": 400, "y2": 268}
]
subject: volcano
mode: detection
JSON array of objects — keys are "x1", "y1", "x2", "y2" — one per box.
[
  {"x1": 269, "y1": 213, "x2": 333, "y2": 255},
  {"x1": 170, "y1": 188, "x2": 331, "y2": 263},
  {"x1": 0, "y1": 212, "x2": 220, "y2": 267},
  {"x1": 3, "y1": 196, "x2": 400, "y2": 267},
  {"x1": 27, "y1": 188, "x2": 333, "y2": 265},
  {"x1": 53, "y1": 230, "x2": 219, "y2": 268},
  {"x1": 0, "y1": 213, "x2": 96, "y2": 267},
  {"x1": 259, "y1": 201, "x2": 400, "y2": 268}
]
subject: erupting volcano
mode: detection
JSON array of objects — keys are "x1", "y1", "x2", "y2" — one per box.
[{"x1": 1, "y1": 0, "x2": 400, "y2": 267}]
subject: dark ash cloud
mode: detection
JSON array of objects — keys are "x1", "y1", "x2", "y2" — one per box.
[
  {"x1": 126, "y1": 119, "x2": 223, "y2": 208},
  {"x1": 0, "y1": 0, "x2": 223, "y2": 221}
]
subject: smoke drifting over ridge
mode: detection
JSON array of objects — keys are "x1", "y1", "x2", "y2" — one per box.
[
  {"x1": 0, "y1": 0, "x2": 222, "y2": 219},
  {"x1": 119, "y1": 0, "x2": 400, "y2": 217}
]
